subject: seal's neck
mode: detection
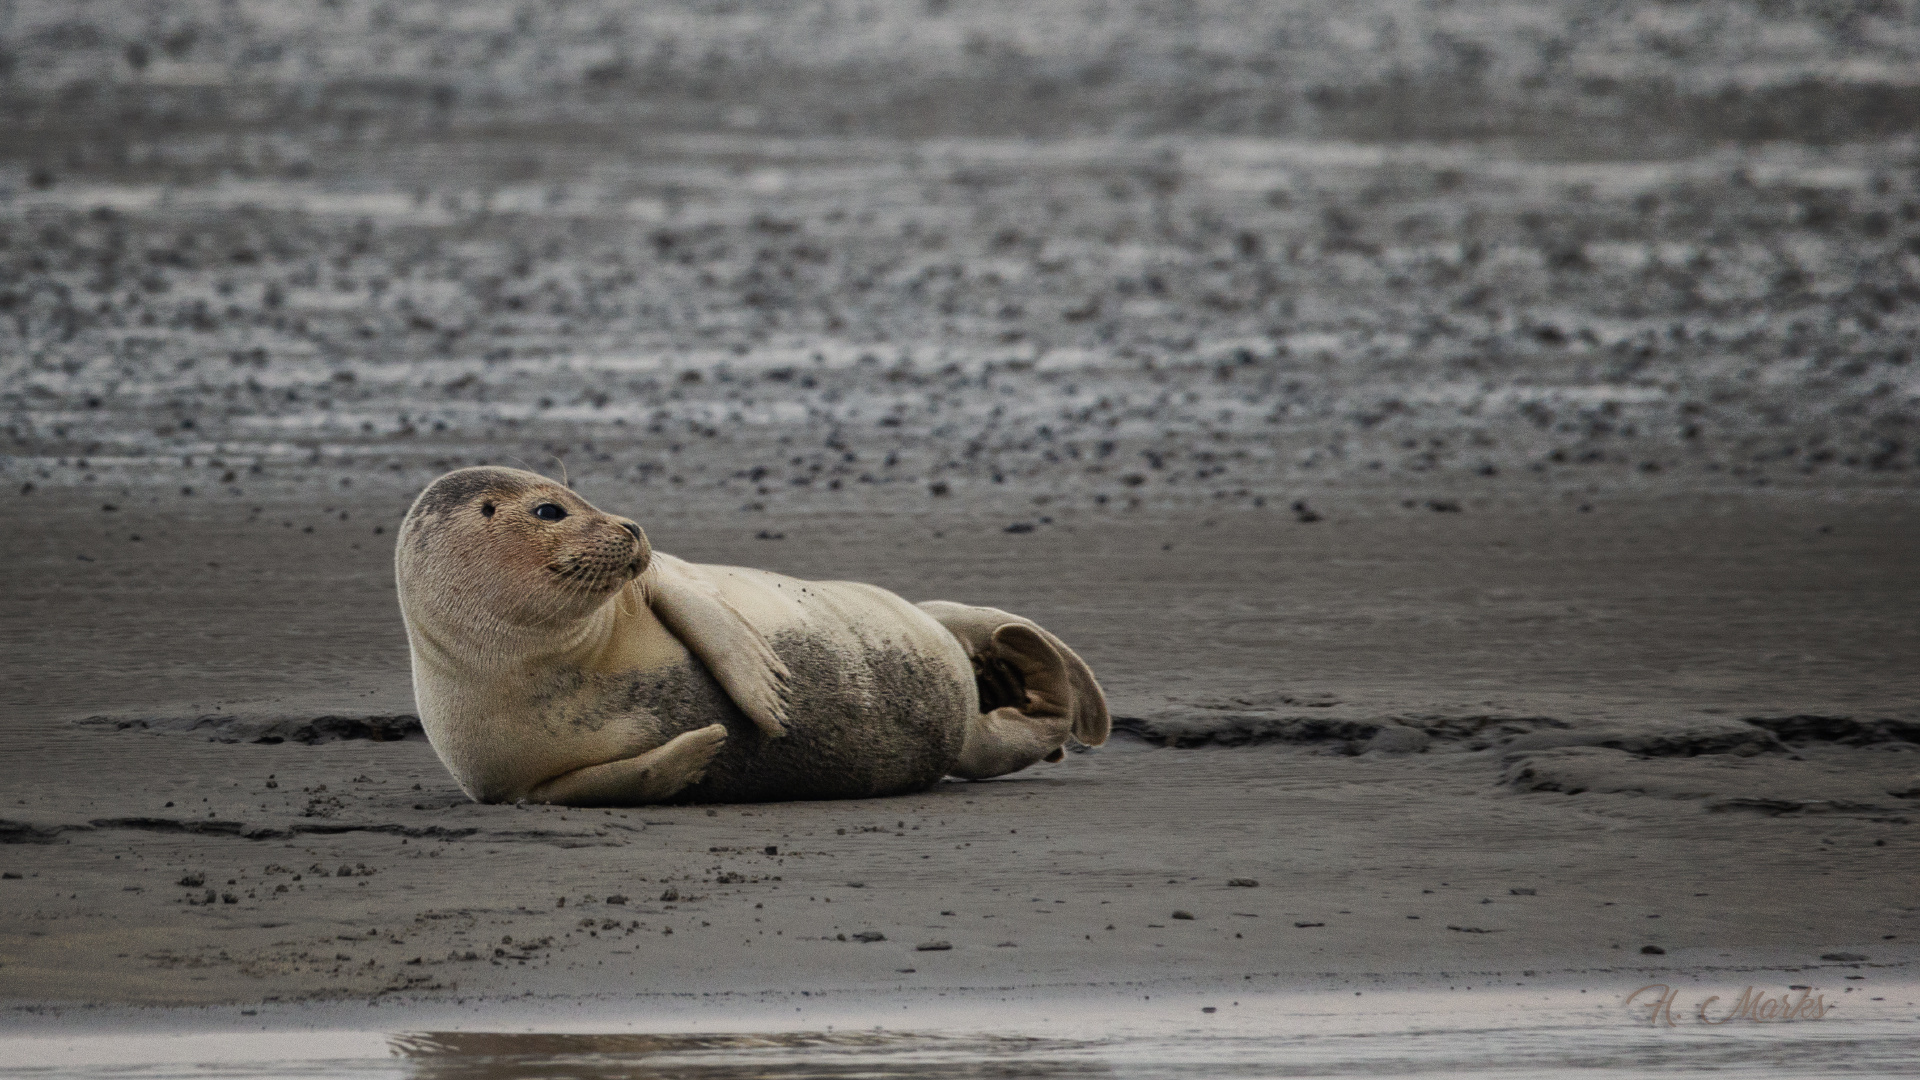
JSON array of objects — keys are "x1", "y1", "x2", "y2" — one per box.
[
  {"x1": 561, "y1": 575, "x2": 687, "y2": 674},
  {"x1": 541, "y1": 584, "x2": 645, "y2": 669},
  {"x1": 408, "y1": 578, "x2": 671, "y2": 676}
]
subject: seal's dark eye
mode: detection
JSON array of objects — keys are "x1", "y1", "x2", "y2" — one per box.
[
  {"x1": 480, "y1": 502, "x2": 495, "y2": 518},
  {"x1": 531, "y1": 503, "x2": 567, "y2": 522}
]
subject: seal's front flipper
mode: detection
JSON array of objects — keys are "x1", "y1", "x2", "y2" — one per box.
[
  {"x1": 525, "y1": 724, "x2": 728, "y2": 806},
  {"x1": 647, "y1": 556, "x2": 791, "y2": 738}
]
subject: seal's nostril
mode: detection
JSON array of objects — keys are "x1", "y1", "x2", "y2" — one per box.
[{"x1": 620, "y1": 521, "x2": 641, "y2": 540}]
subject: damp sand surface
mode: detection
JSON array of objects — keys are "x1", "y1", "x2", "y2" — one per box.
[{"x1": 2, "y1": 491, "x2": 1918, "y2": 1069}]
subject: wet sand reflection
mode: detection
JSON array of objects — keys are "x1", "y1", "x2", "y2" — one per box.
[{"x1": 389, "y1": 1030, "x2": 1111, "y2": 1079}]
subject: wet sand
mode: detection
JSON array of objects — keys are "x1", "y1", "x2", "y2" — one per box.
[{"x1": 3, "y1": 491, "x2": 1916, "y2": 1024}]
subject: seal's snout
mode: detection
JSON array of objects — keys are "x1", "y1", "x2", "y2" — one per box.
[
  {"x1": 614, "y1": 516, "x2": 651, "y2": 577},
  {"x1": 538, "y1": 511, "x2": 652, "y2": 592}
]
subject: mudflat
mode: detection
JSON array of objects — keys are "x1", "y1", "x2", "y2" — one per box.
[
  {"x1": 3, "y1": 489, "x2": 1915, "y2": 1012},
  {"x1": 3, "y1": 5, "x2": 1920, "y2": 1070}
]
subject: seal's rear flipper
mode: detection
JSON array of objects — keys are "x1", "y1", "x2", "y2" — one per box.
[
  {"x1": 1044, "y1": 624, "x2": 1111, "y2": 748},
  {"x1": 648, "y1": 554, "x2": 791, "y2": 738},
  {"x1": 916, "y1": 601, "x2": 1110, "y2": 780}
]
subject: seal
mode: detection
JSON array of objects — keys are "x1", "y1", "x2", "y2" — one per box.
[{"x1": 395, "y1": 466, "x2": 1109, "y2": 805}]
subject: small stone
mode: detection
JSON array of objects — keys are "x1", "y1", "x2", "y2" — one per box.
[
  {"x1": 179, "y1": 873, "x2": 204, "y2": 887},
  {"x1": 660, "y1": 887, "x2": 679, "y2": 902},
  {"x1": 1171, "y1": 910, "x2": 1195, "y2": 920},
  {"x1": 915, "y1": 940, "x2": 952, "y2": 951},
  {"x1": 1227, "y1": 878, "x2": 1258, "y2": 888},
  {"x1": 1821, "y1": 952, "x2": 1868, "y2": 962},
  {"x1": 1364, "y1": 725, "x2": 1430, "y2": 755},
  {"x1": 605, "y1": 895, "x2": 628, "y2": 905},
  {"x1": 1509, "y1": 888, "x2": 1537, "y2": 896},
  {"x1": 852, "y1": 931, "x2": 886, "y2": 943},
  {"x1": 1640, "y1": 945, "x2": 1665, "y2": 955}
]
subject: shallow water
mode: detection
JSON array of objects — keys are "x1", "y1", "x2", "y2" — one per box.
[
  {"x1": 8, "y1": 986, "x2": 1919, "y2": 1079},
  {"x1": 8, "y1": 1025, "x2": 1919, "y2": 1078}
]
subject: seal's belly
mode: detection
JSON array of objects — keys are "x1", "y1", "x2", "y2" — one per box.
[{"x1": 628, "y1": 628, "x2": 971, "y2": 802}]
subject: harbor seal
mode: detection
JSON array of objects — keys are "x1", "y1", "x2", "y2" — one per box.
[{"x1": 395, "y1": 466, "x2": 1108, "y2": 805}]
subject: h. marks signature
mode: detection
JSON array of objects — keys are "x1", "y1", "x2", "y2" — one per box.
[{"x1": 1627, "y1": 983, "x2": 1833, "y2": 1026}]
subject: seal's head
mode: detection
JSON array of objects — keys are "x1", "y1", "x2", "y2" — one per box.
[{"x1": 396, "y1": 466, "x2": 649, "y2": 634}]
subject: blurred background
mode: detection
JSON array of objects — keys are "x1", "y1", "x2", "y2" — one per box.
[{"x1": 2, "y1": 0, "x2": 1916, "y2": 515}]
